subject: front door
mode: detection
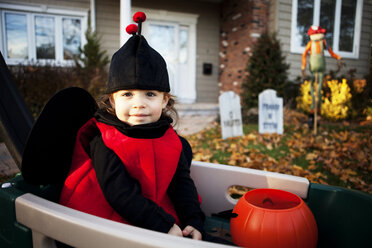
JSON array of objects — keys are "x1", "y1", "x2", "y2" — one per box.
[{"x1": 142, "y1": 18, "x2": 196, "y2": 103}]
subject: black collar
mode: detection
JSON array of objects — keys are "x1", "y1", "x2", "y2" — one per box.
[{"x1": 95, "y1": 109, "x2": 172, "y2": 139}]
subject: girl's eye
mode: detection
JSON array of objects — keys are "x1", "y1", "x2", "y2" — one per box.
[
  {"x1": 146, "y1": 92, "x2": 156, "y2": 97},
  {"x1": 121, "y1": 92, "x2": 132, "y2": 97}
]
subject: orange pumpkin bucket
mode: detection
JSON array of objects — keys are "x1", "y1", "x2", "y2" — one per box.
[{"x1": 230, "y1": 188, "x2": 317, "y2": 248}]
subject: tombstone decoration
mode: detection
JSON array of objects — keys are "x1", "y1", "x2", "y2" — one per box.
[
  {"x1": 219, "y1": 91, "x2": 244, "y2": 139},
  {"x1": 259, "y1": 89, "x2": 283, "y2": 134}
]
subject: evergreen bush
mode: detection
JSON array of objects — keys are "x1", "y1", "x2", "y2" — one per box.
[
  {"x1": 74, "y1": 25, "x2": 109, "y2": 98},
  {"x1": 74, "y1": 26, "x2": 109, "y2": 70},
  {"x1": 241, "y1": 33, "x2": 290, "y2": 112}
]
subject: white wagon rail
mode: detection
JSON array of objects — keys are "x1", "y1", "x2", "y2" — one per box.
[{"x1": 15, "y1": 161, "x2": 309, "y2": 248}]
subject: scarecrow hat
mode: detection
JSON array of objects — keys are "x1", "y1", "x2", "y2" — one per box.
[
  {"x1": 307, "y1": 25, "x2": 326, "y2": 36},
  {"x1": 107, "y1": 12, "x2": 170, "y2": 93}
]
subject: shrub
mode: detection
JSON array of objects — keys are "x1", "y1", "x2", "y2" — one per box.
[
  {"x1": 329, "y1": 68, "x2": 371, "y2": 120},
  {"x1": 296, "y1": 79, "x2": 353, "y2": 120},
  {"x1": 296, "y1": 80, "x2": 314, "y2": 113},
  {"x1": 346, "y1": 71, "x2": 371, "y2": 120},
  {"x1": 10, "y1": 64, "x2": 77, "y2": 117},
  {"x1": 322, "y1": 79, "x2": 352, "y2": 120},
  {"x1": 241, "y1": 33, "x2": 290, "y2": 112}
]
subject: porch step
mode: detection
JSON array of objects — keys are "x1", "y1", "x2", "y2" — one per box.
[
  {"x1": 176, "y1": 103, "x2": 219, "y2": 117},
  {"x1": 175, "y1": 103, "x2": 219, "y2": 136}
]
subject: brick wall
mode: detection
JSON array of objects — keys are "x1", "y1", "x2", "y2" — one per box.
[{"x1": 219, "y1": 0, "x2": 269, "y2": 95}]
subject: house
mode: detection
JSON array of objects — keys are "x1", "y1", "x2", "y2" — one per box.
[{"x1": 1, "y1": 0, "x2": 371, "y2": 106}]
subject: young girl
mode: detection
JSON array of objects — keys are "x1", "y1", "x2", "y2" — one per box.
[{"x1": 59, "y1": 12, "x2": 205, "y2": 240}]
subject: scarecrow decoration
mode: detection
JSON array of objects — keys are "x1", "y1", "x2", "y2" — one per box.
[{"x1": 301, "y1": 25, "x2": 343, "y2": 134}]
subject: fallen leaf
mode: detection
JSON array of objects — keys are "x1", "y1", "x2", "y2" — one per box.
[
  {"x1": 266, "y1": 143, "x2": 273, "y2": 150},
  {"x1": 293, "y1": 165, "x2": 304, "y2": 171},
  {"x1": 345, "y1": 169, "x2": 357, "y2": 175},
  {"x1": 306, "y1": 153, "x2": 318, "y2": 160}
]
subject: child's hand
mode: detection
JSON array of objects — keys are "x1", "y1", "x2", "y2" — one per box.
[
  {"x1": 168, "y1": 224, "x2": 183, "y2": 237},
  {"x1": 182, "y1": 225, "x2": 202, "y2": 240}
]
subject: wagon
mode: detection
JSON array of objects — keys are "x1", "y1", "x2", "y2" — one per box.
[{"x1": 0, "y1": 53, "x2": 371, "y2": 247}]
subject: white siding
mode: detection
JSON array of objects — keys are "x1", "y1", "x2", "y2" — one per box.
[{"x1": 95, "y1": 0, "x2": 120, "y2": 58}]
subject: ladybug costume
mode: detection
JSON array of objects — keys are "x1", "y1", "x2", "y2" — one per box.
[{"x1": 59, "y1": 110, "x2": 204, "y2": 233}]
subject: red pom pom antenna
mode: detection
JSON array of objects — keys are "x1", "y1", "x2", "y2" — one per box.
[
  {"x1": 126, "y1": 24, "x2": 138, "y2": 35},
  {"x1": 133, "y1": 12, "x2": 146, "y2": 23}
]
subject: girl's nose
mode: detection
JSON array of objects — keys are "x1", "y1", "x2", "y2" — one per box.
[{"x1": 132, "y1": 95, "x2": 146, "y2": 108}]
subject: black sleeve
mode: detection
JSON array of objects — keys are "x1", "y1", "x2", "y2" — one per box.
[
  {"x1": 178, "y1": 135, "x2": 192, "y2": 167},
  {"x1": 168, "y1": 150, "x2": 206, "y2": 235},
  {"x1": 90, "y1": 135, "x2": 175, "y2": 233}
]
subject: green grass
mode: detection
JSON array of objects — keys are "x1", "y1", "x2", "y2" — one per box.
[
  {"x1": 292, "y1": 156, "x2": 308, "y2": 169},
  {"x1": 242, "y1": 124, "x2": 258, "y2": 134}
]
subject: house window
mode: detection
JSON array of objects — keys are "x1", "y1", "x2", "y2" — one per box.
[
  {"x1": 0, "y1": 4, "x2": 87, "y2": 65},
  {"x1": 291, "y1": 0, "x2": 363, "y2": 58},
  {"x1": 4, "y1": 13, "x2": 28, "y2": 59},
  {"x1": 63, "y1": 18, "x2": 82, "y2": 60},
  {"x1": 35, "y1": 15, "x2": 56, "y2": 59},
  {"x1": 179, "y1": 26, "x2": 189, "y2": 65}
]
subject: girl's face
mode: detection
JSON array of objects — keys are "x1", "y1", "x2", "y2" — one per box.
[{"x1": 110, "y1": 89, "x2": 169, "y2": 126}]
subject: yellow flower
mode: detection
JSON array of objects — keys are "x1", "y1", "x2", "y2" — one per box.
[
  {"x1": 296, "y1": 80, "x2": 318, "y2": 113},
  {"x1": 297, "y1": 78, "x2": 351, "y2": 120}
]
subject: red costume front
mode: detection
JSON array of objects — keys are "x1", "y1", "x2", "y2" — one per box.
[{"x1": 59, "y1": 118, "x2": 182, "y2": 224}]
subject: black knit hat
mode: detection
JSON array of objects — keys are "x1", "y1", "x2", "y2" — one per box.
[{"x1": 106, "y1": 12, "x2": 170, "y2": 93}]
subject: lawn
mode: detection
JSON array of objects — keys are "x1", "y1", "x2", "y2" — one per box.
[{"x1": 185, "y1": 110, "x2": 372, "y2": 195}]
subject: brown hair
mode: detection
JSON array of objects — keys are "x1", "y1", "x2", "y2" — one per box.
[{"x1": 97, "y1": 92, "x2": 179, "y2": 125}]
